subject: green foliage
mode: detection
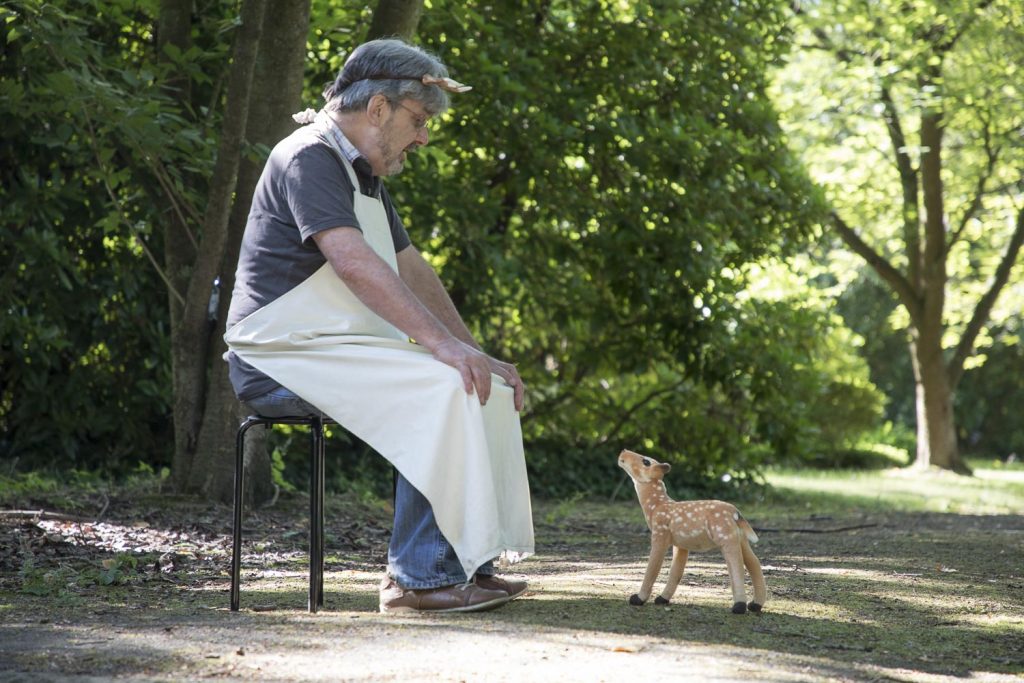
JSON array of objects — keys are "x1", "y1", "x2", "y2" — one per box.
[
  {"x1": 956, "y1": 321, "x2": 1024, "y2": 459},
  {"x1": 0, "y1": 1, "x2": 229, "y2": 472},
  {"x1": 3, "y1": 0, "x2": 900, "y2": 496},
  {"x1": 399, "y1": 0, "x2": 827, "y2": 488},
  {"x1": 19, "y1": 551, "x2": 147, "y2": 597}
]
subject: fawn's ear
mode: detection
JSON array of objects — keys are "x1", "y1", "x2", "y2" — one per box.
[{"x1": 659, "y1": 463, "x2": 671, "y2": 475}]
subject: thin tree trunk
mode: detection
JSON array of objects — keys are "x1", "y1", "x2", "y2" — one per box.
[
  {"x1": 189, "y1": 0, "x2": 313, "y2": 502},
  {"x1": 157, "y1": 0, "x2": 196, "y2": 465},
  {"x1": 367, "y1": 0, "x2": 424, "y2": 40},
  {"x1": 821, "y1": 16, "x2": 1020, "y2": 476},
  {"x1": 171, "y1": 0, "x2": 268, "y2": 492}
]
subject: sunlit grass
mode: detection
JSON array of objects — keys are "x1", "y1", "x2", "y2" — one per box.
[{"x1": 761, "y1": 458, "x2": 1024, "y2": 516}]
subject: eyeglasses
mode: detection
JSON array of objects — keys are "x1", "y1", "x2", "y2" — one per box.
[{"x1": 392, "y1": 101, "x2": 433, "y2": 132}]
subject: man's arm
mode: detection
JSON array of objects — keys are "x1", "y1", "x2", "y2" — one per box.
[
  {"x1": 313, "y1": 226, "x2": 500, "y2": 406},
  {"x1": 396, "y1": 244, "x2": 524, "y2": 411},
  {"x1": 395, "y1": 245, "x2": 479, "y2": 348}
]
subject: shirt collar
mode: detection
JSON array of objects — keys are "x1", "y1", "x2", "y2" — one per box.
[
  {"x1": 321, "y1": 111, "x2": 368, "y2": 167},
  {"x1": 317, "y1": 110, "x2": 380, "y2": 196}
]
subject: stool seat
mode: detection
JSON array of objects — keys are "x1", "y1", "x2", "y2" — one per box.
[{"x1": 231, "y1": 414, "x2": 333, "y2": 613}]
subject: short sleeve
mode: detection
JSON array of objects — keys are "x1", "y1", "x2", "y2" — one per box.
[{"x1": 280, "y1": 144, "x2": 361, "y2": 243}]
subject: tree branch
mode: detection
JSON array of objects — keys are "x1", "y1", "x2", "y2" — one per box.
[
  {"x1": 830, "y1": 210, "x2": 922, "y2": 323},
  {"x1": 948, "y1": 200, "x2": 1024, "y2": 387},
  {"x1": 878, "y1": 84, "x2": 922, "y2": 288},
  {"x1": 598, "y1": 378, "x2": 689, "y2": 445},
  {"x1": 947, "y1": 114, "x2": 999, "y2": 254},
  {"x1": 933, "y1": 0, "x2": 996, "y2": 54}
]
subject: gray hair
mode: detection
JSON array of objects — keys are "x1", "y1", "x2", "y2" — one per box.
[{"x1": 323, "y1": 39, "x2": 450, "y2": 116}]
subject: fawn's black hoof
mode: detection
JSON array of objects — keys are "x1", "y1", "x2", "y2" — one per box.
[
  {"x1": 654, "y1": 596, "x2": 670, "y2": 605},
  {"x1": 731, "y1": 601, "x2": 747, "y2": 614},
  {"x1": 748, "y1": 602, "x2": 763, "y2": 613},
  {"x1": 629, "y1": 594, "x2": 645, "y2": 606}
]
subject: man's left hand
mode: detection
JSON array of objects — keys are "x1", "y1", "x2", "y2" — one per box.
[{"x1": 487, "y1": 358, "x2": 525, "y2": 412}]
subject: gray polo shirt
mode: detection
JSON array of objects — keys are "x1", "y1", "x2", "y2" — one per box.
[{"x1": 226, "y1": 121, "x2": 411, "y2": 401}]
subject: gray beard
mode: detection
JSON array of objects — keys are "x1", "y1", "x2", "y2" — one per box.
[{"x1": 377, "y1": 136, "x2": 405, "y2": 176}]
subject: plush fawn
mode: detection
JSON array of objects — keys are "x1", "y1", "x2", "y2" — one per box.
[{"x1": 618, "y1": 449, "x2": 767, "y2": 614}]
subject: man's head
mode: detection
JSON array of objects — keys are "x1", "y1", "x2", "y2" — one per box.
[{"x1": 324, "y1": 39, "x2": 453, "y2": 176}]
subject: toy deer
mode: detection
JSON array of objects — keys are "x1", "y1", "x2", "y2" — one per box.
[{"x1": 618, "y1": 449, "x2": 767, "y2": 614}]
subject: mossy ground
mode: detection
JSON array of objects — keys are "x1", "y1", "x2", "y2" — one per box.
[{"x1": 0, "y1": 461, "x2": 1021, "y2": 682}]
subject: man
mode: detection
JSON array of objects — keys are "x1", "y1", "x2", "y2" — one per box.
[{"x1": 224, "y1": 39, "x2": 534, "y2": 614}]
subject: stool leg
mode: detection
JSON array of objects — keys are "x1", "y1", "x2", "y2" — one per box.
[
  {"x1": 231, "y1": 418, "x2": 259, "y2": 611},
  {"x1": 308, "y1": 417, "x2": 322, "y2": 613},
  {"x1": 317, "y1": 420, "x2": 326, "y2": 607}
]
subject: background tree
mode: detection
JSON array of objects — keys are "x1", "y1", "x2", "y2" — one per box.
[
  {"x1": 3, "y1": 0, "x2": 892, "y2": 498},
  {"x1": 368, "y1": 0, "x2": 423, "y2": 40},
  {"x1": 774, "y1": 0, "x2": 1024, "y2": 472},
  {"x1": 183, "y1": 0, "x2": 424, "y2": 502},
  {"x1": 186, "y1": 0, "x2": 313, "y2": 503},
  {"x1": 162, "y1": 0, "x2": 269, "y2": 497}
]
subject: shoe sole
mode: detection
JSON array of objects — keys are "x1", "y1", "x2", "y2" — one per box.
[
  {"x1": 504, "y1": 586, "x2": 527, "y2": 600},
  {"x1": 379, "y1": 593, "x2": 511, "y2": 615}
]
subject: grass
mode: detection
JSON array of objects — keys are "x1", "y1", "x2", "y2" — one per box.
[{"x1": 756, "y1": 457, "x2": 1024, "y2": 516}]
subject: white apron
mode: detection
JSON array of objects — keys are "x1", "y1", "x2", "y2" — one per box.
[{"x1": 225, "y1": 121, "x2": 534, "y2": 578}]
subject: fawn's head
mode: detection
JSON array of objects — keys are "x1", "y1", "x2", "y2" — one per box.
[{"x1": 618, "y1": 449, "x2": 671, "y2": 484}]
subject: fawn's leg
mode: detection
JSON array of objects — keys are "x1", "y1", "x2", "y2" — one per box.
[
  {"x1": 720, "y1": 540, "x2": 749, "y2": 614},
  {"x1": 741, "y1": 537, "x2": 766, "y2": 611},
  {"x1": 630, "y1": 534, "x2": 670, "y2": 605},
  {"x1": 656, "y1": 545, "x2": 689, "y2": 604}
]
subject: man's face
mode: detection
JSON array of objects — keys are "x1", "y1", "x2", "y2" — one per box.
[{"x1": 377, "y1": 99, "x2": 432, "y2": 176}]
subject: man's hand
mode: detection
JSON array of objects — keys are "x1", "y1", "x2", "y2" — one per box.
[
  {"x1": 430, "y1": 338, "x2": 525, "y2": 411},
  {"x1": 485, "y1": 357, "x2": 525, "y2": 412},
  {"x1": 430, "y1": 337, "x2": 494, "y2": 405}
]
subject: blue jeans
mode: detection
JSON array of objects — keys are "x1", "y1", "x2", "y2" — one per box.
[{"x1": 245, "y1": 386, "x2": 493, "y2": 589}]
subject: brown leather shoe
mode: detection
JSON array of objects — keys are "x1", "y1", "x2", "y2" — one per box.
[
  {"x1": 474, "y1": 574, "x2": 528, "y2": 599},
  {"x1": 379, "y1": 578, "x2": 510, "y2": 614}
]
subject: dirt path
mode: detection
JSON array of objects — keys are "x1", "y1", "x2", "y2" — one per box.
[{"x1": 1, "y1": 491, "x2": 1022, "y2": 682}]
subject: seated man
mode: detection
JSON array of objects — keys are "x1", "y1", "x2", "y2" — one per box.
[{"x1": 224, "y1": 38, "x2": 534, "y2": 614}]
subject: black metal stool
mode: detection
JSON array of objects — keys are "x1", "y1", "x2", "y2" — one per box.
[{"x1": 231, "y1": 414, "x2": 332, "y2": 613}]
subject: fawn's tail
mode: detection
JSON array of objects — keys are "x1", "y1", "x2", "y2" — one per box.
[{"x1": 737, "y1": 516, "x2": 759, "y2": 544}]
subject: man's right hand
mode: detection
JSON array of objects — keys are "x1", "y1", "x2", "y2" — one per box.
[{"x1": 429, "y1": 337, "x2": 496, "y2": 406}]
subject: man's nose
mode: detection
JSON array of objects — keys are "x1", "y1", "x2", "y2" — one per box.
[{"x1": 415, "y1": 126, "x2": 430, "y2": 146}]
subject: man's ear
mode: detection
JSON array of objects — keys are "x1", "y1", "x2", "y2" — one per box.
[{"x1": 366, "y1": 94, "x2": 391, "y2": 126}]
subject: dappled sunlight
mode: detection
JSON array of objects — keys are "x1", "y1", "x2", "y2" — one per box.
[
  {"x1": 36, "y1": 517, "x2": 228, "y2": 557},
  {"x1": 4, "y1": 466, "x2": 1022, "y2": 681},
  {"x1": 765, "y1": 466, "x2": 1024, "y2": 514},
  {"x1": 974, "y1": 467, "x2": 1024, "y2": 484}
]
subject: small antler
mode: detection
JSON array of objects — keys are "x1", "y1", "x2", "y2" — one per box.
[{"x1": 422, "y1": 74, "x2": 472, "y2": 93}]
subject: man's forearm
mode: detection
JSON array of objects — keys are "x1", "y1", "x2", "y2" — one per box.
[
  {"x1": 314, "y1": 228, "x2": 453, "y2": 350},
  {"x1": 396, "y1": 245, "x2": 481, "y2": 349}
]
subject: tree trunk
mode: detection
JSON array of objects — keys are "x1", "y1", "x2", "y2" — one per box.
[
  {"x1": 910, "y1": 105, "x2": 967, "y2": 473},
  {"x1": 170, "y1": 0, "x2": 268, "y2": 492},
  {"x1": 909, "y1": 335, "x2": 961, "y2": 471},
  {"x1": 823, "y1": 17, "x2": 1022, "y2": 476},
  {"x1": 182, "y1": 0, "x2": 421, "y2": 500},
  {"x1": 157, "y1": 0, "x2": 196, "y2": 455},
  {"x1": 367, "y1": 0, "x2": 424, "y2": 40},
  {"x1": 188, "y1": 0, "x2": 313, "y2": 503}
]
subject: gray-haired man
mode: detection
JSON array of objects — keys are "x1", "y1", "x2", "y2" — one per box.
[{"x1": 225, "y1": 39, "x2": 535, "y2": 613}]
